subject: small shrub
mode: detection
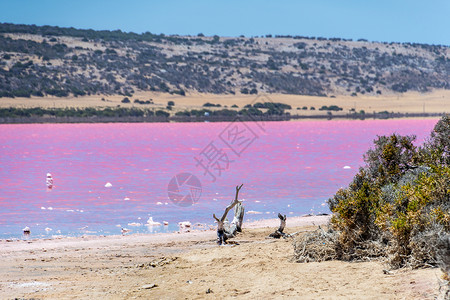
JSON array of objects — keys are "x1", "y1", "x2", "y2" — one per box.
[{"x1": 155, "y1": 110, "x2": 169, "y2": 117}]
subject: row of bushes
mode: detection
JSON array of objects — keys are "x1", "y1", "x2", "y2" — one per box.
[
  {"x1": 318, "y1": 105, "x2": 343, "y2": 111},
  {"x1": 0, "y1": 107, "x2": 169, "y2": 118},
  {"x1": 174, "y1": 106, "x2": 292, "y2": 118}
]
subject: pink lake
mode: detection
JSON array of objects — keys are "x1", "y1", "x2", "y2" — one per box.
[{"x1": 0, "y1": 118, "x2": 440, "y2": 238}]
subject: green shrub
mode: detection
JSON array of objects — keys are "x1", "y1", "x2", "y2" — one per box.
[
  {"x1": 155, "y1": 110, "x2": 169, "y2": 117},
  {"x1": 327, "y1": 115, "x2": 450, "y2": 269}
]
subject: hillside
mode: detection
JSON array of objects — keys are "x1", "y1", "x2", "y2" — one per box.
[{"x1": 0, "y1": 23, "x2": 449, "y2": 100}]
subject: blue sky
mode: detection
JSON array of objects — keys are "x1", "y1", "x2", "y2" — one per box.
[{"x1": 0, "y1": 0, "x2": 449, "y2": 45}]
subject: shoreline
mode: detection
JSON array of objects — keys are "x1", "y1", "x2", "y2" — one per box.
[
  {"x1": 0, "y1": 111, "x2": 445, "y2": 124},
  {"x1": 1, "y1": 89, "x2": 449, "y2": 124},
  {"x1": 0, "y1": 215, "x2": 331, "y2": 245},
  {"x1": 0, "y1": 214, "x2": 442, "y2": 299}
]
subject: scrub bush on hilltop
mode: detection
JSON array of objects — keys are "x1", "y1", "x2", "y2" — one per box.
[{"x1": 295, "y1": 115, "x2": 450, "y2": 281}]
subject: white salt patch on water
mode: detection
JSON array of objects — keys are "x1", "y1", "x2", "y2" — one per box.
[
  {"x1": 105, "y1": 182, "x2": 112, "y2": 188},
  {"x1": 156, "y1": 202, "x2": 163, "y2": 205},
  {"x1": 343, "y1": 166, "x2": 351, "y2": 169},
  {"x1": 124, "y1": 197, "x2": 130, "y2": 201},
  {"x1": 40, "y1": 207, "x2": 46, "y2": 210},
  {"x1": 146, "y1": 217, "x2": 161, "y2": 226},
  {"x1": 128, "y1": 222, "x2": 142, "y2": 227},
  {"x1": 255, "y1": 200, "x2": 261, "y2": 203},
  {"x1": 247, "y1": 211, "x2": 262, "y2": 214},
  {"x1": 47, "y1": 207, "x2": 53, "y2": 210}
]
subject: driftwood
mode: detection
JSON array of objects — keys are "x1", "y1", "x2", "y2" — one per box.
[
  {"x1": 267, "y1": 214, "x2": 310, "y2": 239},
  {"x1": 269, "y1": 213, "x2": 287, "y2": 238},
  {"x1": 213, "y1": 184, "x2": 245, "y2": 245}
]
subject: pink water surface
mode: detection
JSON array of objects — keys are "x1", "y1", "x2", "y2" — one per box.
[{"x1": 0, "y1": 118, "x2": 440, "y2": 238}]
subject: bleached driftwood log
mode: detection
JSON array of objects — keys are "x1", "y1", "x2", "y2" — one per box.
[
  {"x1": 269, "y1": 213, "x2": 287, "y2": 238},
  {"x1": 213, "y1": 184, "x2": 245, "y2": 245}
]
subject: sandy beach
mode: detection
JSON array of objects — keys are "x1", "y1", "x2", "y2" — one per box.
[{"x1": 0, "y1": 215, "x2": 442, "y2": 299}]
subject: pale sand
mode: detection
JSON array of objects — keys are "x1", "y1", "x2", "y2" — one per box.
[
  {"x1": 0, "y1": 215, "x2": 442, "y2": 299},
  {"x1": 1, "y1": 89, "x2": 449, "y2": 115}
]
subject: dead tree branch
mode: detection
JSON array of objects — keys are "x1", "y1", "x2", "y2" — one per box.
[{"x1": 213, "y1": 184, "x2": 244, "y2": 245}]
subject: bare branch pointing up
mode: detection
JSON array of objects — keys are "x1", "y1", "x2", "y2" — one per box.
[{"x1": 213, "y1": 184, "x2": 243, "y2": 226}]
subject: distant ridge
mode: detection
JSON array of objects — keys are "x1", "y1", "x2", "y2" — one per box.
[{"x1": 0, "y1": 22, "x2": 448, "y2": 98}]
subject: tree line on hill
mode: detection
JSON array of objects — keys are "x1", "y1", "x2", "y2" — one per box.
[{"x1": 0, "y1": 22, "x2": 448, "y2": 100}]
